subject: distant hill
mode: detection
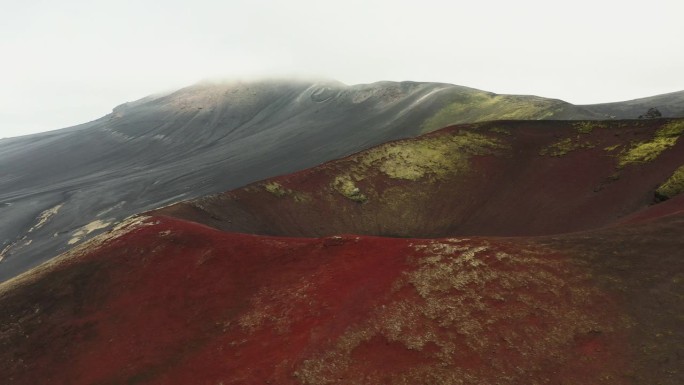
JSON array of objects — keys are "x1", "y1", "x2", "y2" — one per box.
[
  {"x1": 1, "y1": 79, "x2": 683, "y2": 281},
  {"x1": 583, "y1": 90, "x2": 684, "y2": 119}
]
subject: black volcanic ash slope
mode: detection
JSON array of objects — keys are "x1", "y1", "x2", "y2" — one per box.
[{"x1": 584, "y1": 90, "x2": 684, "y2": 119}]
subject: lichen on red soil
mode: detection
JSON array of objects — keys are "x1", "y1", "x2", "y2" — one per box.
[
  {"x1": 618, "y1": 120, "x2": 684, "y2": 167},
  {"x1": 155, "y1": 119, "x2": 684, "y2": 238},
  {"x1": 293, "y1": 238, "x2": 630, "y2": 385},
  {"x1": 656, "y1": 164, "x2": 684, "y2": 201}
]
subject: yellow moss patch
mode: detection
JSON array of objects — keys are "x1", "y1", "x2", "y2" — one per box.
[
  {"x1": 540, "y1": 137, "x2": 595, "y2": 157},
  {"x1": 263, "y1": 182, "x2": 311, "y2": 202},
  {"x1": 264, "y1": 182, "x2": 287, "y2": 197},
  {"x1": 573, "y1": 121, "x2": 607, "y2": 134},
  {"x1": 332, "y1": 176, "x2": 367, "y2": 203},
  {"x1": 656, "y1": 165, "x2": 684, "y2": 200},
  {"x1": 488, "y1": 126, "x2": 511, "y2": 135},
  {"x1": 294, "y1": 240, "x2": 624, "y2": 385},
  {"x1": 419, "y1": 93, "x2": 564, "y2": 133},
  {"x1": 618, "y1": 121, "x2": 684, "y2": 167},
  {"x1": 604, "y1": 144, "x2": 621, "y2": 152},
  {"x1": 328, "y1": 130, "x2": 506, "y2": 203},
  {"x1": 619, "y1": 138, "x2": 678, "y2": 166},
  {"x1": 369, "y1": 131, "x2": 505, "y2": 181},
  {"x1": 377, "y1": 143, "x2": 456, "y2": 181},
  {"x1": 658, "y1": 120, "x2": 684, "y2": 137}
]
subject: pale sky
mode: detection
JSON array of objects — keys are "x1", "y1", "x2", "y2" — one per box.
[{"x1": 2, "y1": 0, "x2": 683, "y2": 139}]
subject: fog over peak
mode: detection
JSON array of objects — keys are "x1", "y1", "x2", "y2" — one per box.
[{"x1": 2, "y1": 0, "x2": 684, "y2": 138}]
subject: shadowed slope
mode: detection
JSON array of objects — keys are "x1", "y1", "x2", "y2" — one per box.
[{"x1": 154, "y1": 119, "x2": 684, "y2": 237}]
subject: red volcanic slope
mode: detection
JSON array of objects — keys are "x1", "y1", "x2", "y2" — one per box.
[
  {"x1": 1, "y1": 119, "x2": 684, "y2": 384},
  {"x1": 1, "y1": 212, "x2": 682, "y2": 384},
  {"x1": 155, "y1": 119, "x2": 684, "y2": 238}
]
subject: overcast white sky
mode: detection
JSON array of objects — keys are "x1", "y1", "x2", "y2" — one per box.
[{"x1": 1, "y1": 0, "x2": 683, "y2": 138}]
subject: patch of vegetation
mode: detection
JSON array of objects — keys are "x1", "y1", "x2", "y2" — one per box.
[
  {"x1": 604, "y1": 144, "x2": 621, "y2": 153},
  {"x1": 655, "y1": 165, "x2": 684, "y2": 201},
  {"x1": 488, "y1": 127, "x2": 511, "y2": 135},
  {"x1": 573, "y1": 121, "x2": 607, "y2": 134},
  {"x1": 328, "y1": 130, "x2": 507, "y2": 202},
  {"x1": 618, "y1": 120, "x2": 684, "y2": 167},
  {"x1": 619, "y1": 138, "x2": 678, "y2": 166},
  {"x1": 263, "y1": 182, "x2": 311, "y2": 202},
  {"x1": 658, "y1": 120, "x2": 684, "y2": 137},
  {"x1": 294, "y1": 240, "x2": 623, "y2": 384},
  {"x1": 420, "y1": 93, "x2": 560, "y2": 133},
  {"x1": 333, "y1": 176, "x2": 367, "y2": 203},
  {"x1": 264, "y1": 182, "x2": 287, "y2": 197},
  {"x1": 539, "y1": 137, "x2": 595, "y2": 157},
  {"x1": 374, "y1": 131, "x2": 506, "y2": 181}
]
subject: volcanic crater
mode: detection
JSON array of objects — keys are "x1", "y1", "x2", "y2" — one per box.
[
  {"x1": 1, "y1": 118, "x2": 684, "y2": 385},
  {"x1": 153, "y1": 118, "x2": 684, "y2": 238}
]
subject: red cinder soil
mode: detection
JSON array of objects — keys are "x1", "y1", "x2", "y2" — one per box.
[
  {"x1": 617, "y1": 193, "x2": 684, "y2": 225},
  {"x1": 1, "y1": 215, "x2": 652, "y2": 385}
]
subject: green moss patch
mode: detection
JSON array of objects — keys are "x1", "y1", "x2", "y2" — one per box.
[
  {"x1": 619, "y1": 138, "x2": 678, "y2": 166},
  {"x1": 655, "y1": 165, "x2": 684, "y2": 201},
  {"x1": 604, "y1": 144, "x2": 621, "y2": 153},
  {"x1": 540, "y1": 137, "x2": 595, "y2": 157},
  {"x1": 263, "y1": 182, "x2": 311, "y2": 202},
  {"x1": 573, "y1": 121, "x2": 607, "y2": 134},
  {"x1": 420, "y1": 94, "x2": 561, "y2": 133},
  {"x1": 657, "y1": 120, "x2": 684, "y2": 137},
  {"x1": 329, "y1": 130, "x2": 506, "y2": 201},
  {"x1": 264, "y1": 182, "x2": 287, "y2": 197},
  {"x1": 488, "y1": 127, "x2": 511, "y2": 135},
  {"x1": 618, "y1": 121, "x2": 684, "y2": 167},
  {"x1": 367, "y1": 131, "x2": 506, "y2": 181},
  {"x1": 333, "y1": 176, "x2": 367, "y2": 203}
]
